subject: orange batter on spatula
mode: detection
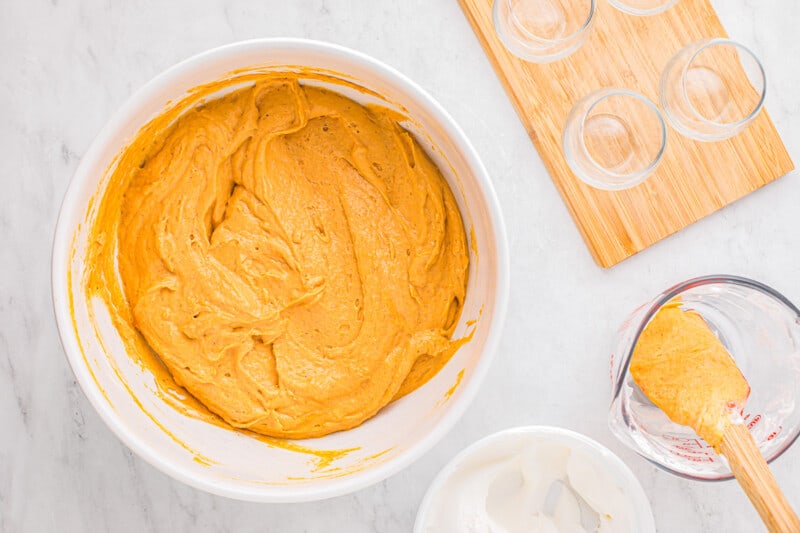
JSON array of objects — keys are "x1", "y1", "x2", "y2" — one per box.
[{"x1": 630, "y1": 301, "x2": 750, "y2": 449}]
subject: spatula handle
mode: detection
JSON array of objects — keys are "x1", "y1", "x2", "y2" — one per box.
[{"x1": 720, "y1": 423, "x2": 800, "y2": 533}]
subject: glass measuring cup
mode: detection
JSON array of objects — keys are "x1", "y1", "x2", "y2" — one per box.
[
  {"x1": 609, "y1": 275, "x2": 800, "y2": 480},
  {"x1": 493, "y1": 0, "x2": 596, "y2": 63}
]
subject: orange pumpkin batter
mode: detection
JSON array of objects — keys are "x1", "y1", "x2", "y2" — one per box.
[
  {"x1": 86, "y1": 73, "x2": 469, "y2": 439},
  {"x1": 631, "y1": 302, "x2": 750, "y2": 449}
]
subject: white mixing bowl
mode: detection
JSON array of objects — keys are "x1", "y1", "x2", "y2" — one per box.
[{"x1": 51, "y1": 39, "x2": 508, "y2": 502}]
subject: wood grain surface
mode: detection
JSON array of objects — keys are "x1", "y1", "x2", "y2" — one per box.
[{"x1": 458, "y1": 0, "x2": 794, "y2": 267}]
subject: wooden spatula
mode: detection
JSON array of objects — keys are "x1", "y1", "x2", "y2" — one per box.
[
  {"x1": 720, "y1": 424, "x2": 800, "y2": 532},
  {"x1": 631, "y1": 302, "x2": 800, "y2": 532}
]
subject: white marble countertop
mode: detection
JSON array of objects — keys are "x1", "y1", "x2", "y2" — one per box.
[{"x1": 3, "y1": 0, "x2": 800, "y2": 531}]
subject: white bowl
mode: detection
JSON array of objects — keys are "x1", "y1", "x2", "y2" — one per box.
[
  {"x1": 415, "y1": 426, "x2": 655, "y2": 532},
  {"x1": 51, "y1": 39, "x2": 509, "y2": 502}
]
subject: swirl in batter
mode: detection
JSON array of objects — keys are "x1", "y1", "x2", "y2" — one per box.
[{"x1": 103, "y1": 74, "x2": 468, "y2": 439}]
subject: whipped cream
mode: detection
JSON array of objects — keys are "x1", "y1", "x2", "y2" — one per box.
[{"x1": 420, "y1": 433, "x2": 637, "y2": 533}]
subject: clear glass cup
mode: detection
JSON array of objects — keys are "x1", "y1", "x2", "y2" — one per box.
[
  {"x1": 660, "y1": 38, "x2": 766, "y2": 142},
  {"x1": 607, "y1": 0, "x2": 678, "y2": 16},
  {"x1": 562, "y1": 88, "x2": 666, "y2": 190},
  {"x1": 493, "y1": 0, "x2": 596, "y2": 63},
  {"x1": 609, "y1": 275, "x2": 800, "y2": 480}
]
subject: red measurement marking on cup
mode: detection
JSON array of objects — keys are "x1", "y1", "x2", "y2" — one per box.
[
  {"x1": 746, "y1": 413, "x2": 761, "y2": 430},
  {"x1": 663, "y1": 414, "x2": 782, "y2": 464},
  {"x1": 663, "y1": 434, "x2": 707, "y2": 445},
  {"x1": 766, "y1": 426, "x2": 783, "y2": 441},
  {"x1": 609, "y1": 353, "x2": 615, "y2": 383},
  {"x1": 674, "y1": 452, "x2": 715, "y2": 463},
  {"x1": 663, "y1": 434, "x2": 716, "y2": 460},
  {"x1": 742, "y1": 412, "x2": 782, "y2": 440}
]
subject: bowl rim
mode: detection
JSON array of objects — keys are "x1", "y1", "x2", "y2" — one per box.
[
  {"x1": 413, "y1": 425, "x2": 656, "y2": 532},
  {"x1": 50, "y1": 37, "x2": 510, "y2": 502}
]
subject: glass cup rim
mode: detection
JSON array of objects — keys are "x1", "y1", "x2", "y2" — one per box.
[
  {"x1": 504, "y1": 0, "x2": 597, "y2": 46},
  {"x1": 607, "y1": 0, "x2": 679, "y2": 17},
  {"x1": 680, "y1": 38, "x2": 767, "y2": 130},
  {"x1": 577, "y1": 88, "x2": 667, "y2": 186},
  {"x1": 611, "y1": 274, "x2": 800, "y2": 481}
]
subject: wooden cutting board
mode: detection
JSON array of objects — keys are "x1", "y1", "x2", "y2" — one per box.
[{"x1": 458, "y1": 0, "x2": 794, "y2": 267}]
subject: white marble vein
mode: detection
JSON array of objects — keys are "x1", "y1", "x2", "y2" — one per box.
[{"x1": 1, "y1": 0, "x2": 799, "y2": 531}]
